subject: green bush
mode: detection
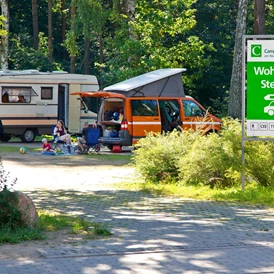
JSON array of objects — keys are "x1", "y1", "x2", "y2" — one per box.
[
  {"x1": 245, "y1": 140, "x2": 274, "y2": 187},
  {"x1": 132, "y1": 118, "x2": 274, "y2": 188},
  {"x1": 178, "y1": 118, "x2": 242, "y2": 187},
  {"x1": 0, "y1": 159, "x2": 23, "y2": 229},
  {"x1": 0, "y1": 189, "x2": 24, "y2": 229},
  {"x1": 132, "y1": 129, "x2": 201, "y2": 182}
]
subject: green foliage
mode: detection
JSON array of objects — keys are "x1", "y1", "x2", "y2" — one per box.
[
  {"x1": 103, "y1": 0, "x2": 212, "y2": 87},
  {"x1": 0, "y1": 158, "x2": 23, "y2": 231},
  {"x1": 0, "y1": 226, "x2": 45, "y2": 244},
  {"x1": 132, "y1": 118, "x2": 274, "y2": 189},
  {"x1": 178, "y1": 119, "x2": 242, "y2": 187},
  {"x1": 0, "y1": 160, "x2": 17, "y2": 191},
  {"x1": 9, "y1": 33, "x2": 61, "y2": 71},
  {"x1": 0, "y1": 159, "x2": 23, "y2": 230},
  {"x1": 213, "y1": 182, "x2": 274, "y2": 205},
  {"x1": 188, "y1": 0, "x2": 238, "y2": 114},
  {"x1": 0, "y1": 211, "x2": 112, "y2": 244},
  {"x1": 90, "y1": 223, "x2": 113, "y2": 237},
  {"x1": 119, "y1": 180, "x2": 274, "y2": 206},
  {"x1": 132, "y1": 129, "x2": 199, "y2": 182},
  {"x1": 245, "y1": 140, "x2": 274, "y2": 187},
  {"x1": 65, "y1": 0, "x2": 109, "y2": 60},
  {"x1": 39, "y1": 211, "x2": 112, "y2": 238},
  {"x1": 0, "y1": 189, "x2": 24, "y2": 229},
  {"x1": 0, "y1": 15, "x2": 8, "y2": 36}
]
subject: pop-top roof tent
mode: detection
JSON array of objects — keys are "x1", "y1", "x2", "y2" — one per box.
[{"x1": 103, "y1": 68, "x2": 186, "y2": 97}]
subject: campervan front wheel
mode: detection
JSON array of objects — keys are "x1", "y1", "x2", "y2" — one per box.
[{"x1": 21, "y1": 129, "x2": 36, "y2": 143}]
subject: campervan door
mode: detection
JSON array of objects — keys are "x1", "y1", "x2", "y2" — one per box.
[{"x1": 0, "y1": 71, "x2": 99, "y2": 142}]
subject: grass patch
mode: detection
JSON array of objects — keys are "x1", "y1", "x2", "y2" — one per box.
[
  {"x1": 0, "y1": 226, "x2": 46, "y2": 244},
  {"x1": 0, "y1": 146, "x2": 33, "y2": 153},
  {"x1": 82, "y1": 153, "x2": 132, "y2": 162},
  {"x1": 39, "y1": 211, "x2": 112, "y2": 238},
  {"x1": 117, "y1": 181, "x2": 274, "y2": 207},
  {"x1": 0, "y1": 145, "x2": 42, "y2": 154},
  {"x1": 0, "y1": 144, "x2": 133, "y2": 162},
  {"x1": 0, "y1": 211, "x2": 112, "y2": 244}
]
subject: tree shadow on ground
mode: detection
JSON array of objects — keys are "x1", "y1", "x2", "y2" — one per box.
[
  {"x1": 16, "y1": 188, "x2": 274, "y2": 273},
  {"x1": 1, "y1": 187, "x2": 274, "y2": 273}
]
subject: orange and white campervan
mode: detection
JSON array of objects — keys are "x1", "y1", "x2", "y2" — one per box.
[{"x1": 72, "y1": 69, "x2": 222, "y2": 150}]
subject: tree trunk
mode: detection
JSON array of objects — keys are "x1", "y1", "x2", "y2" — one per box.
[
  {"x1": 83, "y1": 37, "x2": 90, "y2": 74},
  {"x1": 0, "y1": 0, "x2": 9, "y2": 70},
  {"x1": 99, "y1": 32, "x2": 104, "y2": 87},
  {"x1": 99, "y1": 33, "x2": 103, "y2": 65},
  {"x1": 254, "y1": 0, "x2": 266, "y2": 34},
  {"x1": 228, "y1": 0, "x2": 249, "y2": 119},
  {"x1": 48, "y1": 0, "x2": 53, "y2": 70},
  {"x1": 32, "y1": 0, "x2": 39, "y2": 50},
  {"x1": 61, "y1": 0, "x2": 67, "y2": 60},
  {"x1": 70, "y1": 2, "x2": 76, "y2": 73},
  {"x1": 124, "y1": 0, "x2": 136, "y2": 39}
]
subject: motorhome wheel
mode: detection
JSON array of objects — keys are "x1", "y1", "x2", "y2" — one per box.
[{"x1": 21, "y1": 129, "x2": 35, "y2": 143}]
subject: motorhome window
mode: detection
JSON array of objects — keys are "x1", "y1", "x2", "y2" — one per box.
[
  {"x1": 182, "y1": 100, "x2": 203, "y2": 117},
  {"x1": 41, "y1": 87, "x2": 53, "y2": 100},
  {"x1": 131, "y1": 100, "x2": 158, "y2": 116},
  {"x1": 2, "y1": 86, "x2": 38, "y2": 103}
]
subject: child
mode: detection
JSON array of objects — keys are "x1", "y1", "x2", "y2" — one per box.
[{"x1": 42, "y1": 138, "x2": 56, "y2": 155}]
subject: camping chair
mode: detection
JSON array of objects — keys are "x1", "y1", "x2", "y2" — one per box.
[
  {"x1": 51, "y1": 126, "x2": 65, "y2": 151},
  {"x1": 85, "y1": 127, "x2": 101, "y2": 154}
]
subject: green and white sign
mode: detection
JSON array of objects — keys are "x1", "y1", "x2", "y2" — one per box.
[{"x1": 247, "y1": 40, "x2": 274, "y2": 136}]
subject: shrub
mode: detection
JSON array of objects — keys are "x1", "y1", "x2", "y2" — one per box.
[
  {"x1": 178, "y1": 118, "x2": 243, "y2": 187},
  {"x1": 245, "y1": 140, "x2": 274, "y2": 187},
  {"x1": 0, "y1": 159, "x2": 23, "y2": 229},
  {"x1": 132, "y1": 118, "x2": 274, "y2": 188},
  {"x1": 132, "y1": 129, "x2": 201, "y2": 182}
]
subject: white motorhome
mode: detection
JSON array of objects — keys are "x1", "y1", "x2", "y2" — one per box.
[{"x1": 0, "y1": 70, "x2": 99, "y2": 142}]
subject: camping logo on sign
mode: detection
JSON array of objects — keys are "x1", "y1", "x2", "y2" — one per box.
[{"x1": 251, "y1": 44, "x2": 262, "y2": 57}]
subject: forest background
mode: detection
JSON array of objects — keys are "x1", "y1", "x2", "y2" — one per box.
[{"x1": 0, "y1": 0, "x2": 273, "y2": 118}]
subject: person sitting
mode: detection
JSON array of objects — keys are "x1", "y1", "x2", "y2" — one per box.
[
  {"x1": 17, "y1": 95, "x2": 26, "y2": 103},
  {"x1": 77, "y1": 122, "x2": 89, "y2": 152},
  {"x1": 53, "y1": 120, "x2": 71, "y2": 144},
  {"x1": 42, "y1": 138, "x2": 56, "y2": 155}
]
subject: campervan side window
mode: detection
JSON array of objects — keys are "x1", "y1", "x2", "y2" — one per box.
[
  {"x1": 1, "y1": 86, "x2": 38, "y2": 103},
  {"x1": 41, "y1": 87, "x2": 53, "y2": 100},
  {"x1": 131, "y1": 100, "x2": 158, "y2": 116}
]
